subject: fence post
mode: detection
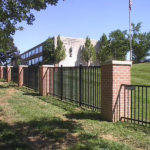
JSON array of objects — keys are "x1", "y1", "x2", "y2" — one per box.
[
  {"x1": 60, "y1": 65, "x2": 63, "y2": 100},
  {"x1": 0, "y1": 66, "x2": 4, "y2": 79},
  {"x1": 101, "y1": 60, "x2": 132, "y2": 122},
  {"x1": 39, "y1": 65, "x2": 54, "y2": 96},
  {"x1": 7, "y1": 66, "x2": 13, "y2": 82},
  {"x1": 79, "y1": 64, "x2": 82, "y2": 106},
  {"x1": 18, "y1": 65, "x2": 28, "y2": 87}
]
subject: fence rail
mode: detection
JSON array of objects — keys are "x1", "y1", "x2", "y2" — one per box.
[
  {"x1": 49, "y1": 65, "x2": 101, "y2": 112},
  {"x1": 124, "y1": 85, "x2": 150, "y2": 125}
]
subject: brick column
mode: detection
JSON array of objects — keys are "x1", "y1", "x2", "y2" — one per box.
[
  {"x1": 7, "y1": 66, "x2": 13, "y2": 82},
  {"x1": 18, "y1": 65, "x2": 28, "y2": 87},
  {"x1": 101, "y1": 60, "x2": 132, "y2": 122},
  {"x1": 39, "y1": 65, "x2": 54, "y2": 96},
  {"x1": 0, "y1": 66, "x2": 4, "y2": 79}
]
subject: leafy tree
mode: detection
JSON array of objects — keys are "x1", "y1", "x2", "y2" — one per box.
[
  {"x1": 0, "y1": 0, "x2": 60, "y2": 52},
  {"x1": 82, "y1": 37, "x2": 96, "y2": 66},
  {"x1": 43, "y1": 36, "x2": 66, "y2": 65},
  {"x1": 132, "y1": 23, "x2": 150, "y2": 63},
  {"x1": 43, "y1": 37, "x2": 55, "y2": 64},
  {"x1": 0, "y1": 40, "x2": 20, "y2": 66},
  {"x1": 109, "y1": 30, "x2": 129, "y2": 60},
  {"x1": 54, "y1": 36, "x2": 66, "y2": 64},
  {"x1": 96, "y1": 34, "x2": 111, "y2": 64}
]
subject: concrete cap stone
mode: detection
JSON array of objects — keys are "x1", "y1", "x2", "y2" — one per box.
[{"x1": 102, "y1": 60, "x2": 132, "y2": 66}]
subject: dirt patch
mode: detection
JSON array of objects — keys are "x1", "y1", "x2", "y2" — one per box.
[{"x1": 101, "y1": 134, "x2": 119, "y2": 142}]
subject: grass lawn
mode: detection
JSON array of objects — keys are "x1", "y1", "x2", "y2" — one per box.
[
  {"x1": 0, "y1": 81, "x2": 150, "y2": 150},
  {"x1": 132, "y1": 62, "x2": 150, "y2": 86}
]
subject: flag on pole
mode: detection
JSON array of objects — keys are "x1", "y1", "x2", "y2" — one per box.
[{"x1": 129, "y1": 0, "x2": 132, "y2": 11}]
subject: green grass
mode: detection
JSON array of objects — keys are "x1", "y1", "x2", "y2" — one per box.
[
  {"x1": 0, "y1": 81, "x2": 150, "y2": 149},
  {"x1": 132, "y1": 62, "x2": 150, "y2": 86},
  {"x1": 130, "y1": 63, "x2": 150, "y2": 123}
]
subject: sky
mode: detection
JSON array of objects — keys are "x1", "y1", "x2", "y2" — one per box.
[{"x1": 13, "y1": 0, "x2": 150, "y2": 55}]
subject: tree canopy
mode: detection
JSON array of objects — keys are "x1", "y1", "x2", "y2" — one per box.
[
  {"x1": 109, "y1": 30, "x2": 129, "y2": 60},
  {"x1": 81, "y1": 37, "x2": 96, "y2": 66},
  {"x1": 54, "y1": 36, "x2": 66, "y2": 64},
  {"x1": 43, "y1": 37, "x2": 55, "y2": 64},
  {"x1": 96, "y1": 34, "x2": 111, "y2": 64},
  {"x1": 0, "y1": 39, "x2": 20, "y2": 66},
  {"x1": 0, "y1": 0, "x2": 60, "y2": 52},
  {"x1": 43, "y1": 36, "x2": 66, "y2": 65},
  {"x1": 132, "y1": 23, "x2": 150, "y2": 63}
]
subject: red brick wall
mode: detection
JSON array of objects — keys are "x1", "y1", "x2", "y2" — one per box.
[
  {"x1": 7, "y1": 67, "x2": 12, "y2": 82},
  {"x1": 0, "y1": 66, "x2": 4, "y2": 79},
  {"x1": 39, "y1": 66, "x2": 54, "y2": 96},
  {"x1": 101, "y1": 62, "x2": 131, "y2": 122}
]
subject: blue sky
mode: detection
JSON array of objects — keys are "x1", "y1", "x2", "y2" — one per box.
[{"x1": 13, "y1": 0, "x2": 150, "y2": 54}]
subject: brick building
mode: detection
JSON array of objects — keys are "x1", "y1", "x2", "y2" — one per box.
[{"x1": 19, "y1": 36, "x2": 99, "y2": 66}]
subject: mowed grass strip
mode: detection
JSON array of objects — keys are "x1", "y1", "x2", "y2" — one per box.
[{"x1": 0, "y1": 81, "x2": 150, "y2": 150}]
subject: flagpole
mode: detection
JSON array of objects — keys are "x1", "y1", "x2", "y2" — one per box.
[{"x1": 129, "y1": 1, "x2": 132, "y2": 61}]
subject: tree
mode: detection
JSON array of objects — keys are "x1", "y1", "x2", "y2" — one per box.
[
  {"x1": 132, "y1": 23, "x2": 150, "y2": 63},
  {"x1": 43, "y1": 36, "x2": 66, "y2": 65},
  {"x1": 43, "y1": 37, "x2": 55, "y2": 64},
  {"x1": 109, "y1": 30, "x2": 129, "y2": 60},
  {"x1": 96, "y1": 34, "x2": 111, "y2": 64},
  {"x1": 81, "y1": 37, "x2": 96, "y2": 66},
  {"x1": 0, "y1": 0, "x2": 60, "y2": 52},
  {"x1": 0, "y1": 39, "x2": 20, "y2": 66},
  {"x1": 54, "y1": 36, "x2": 66, "y2": 64}
]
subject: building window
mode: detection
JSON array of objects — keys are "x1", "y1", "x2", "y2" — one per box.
[
  {"x1": 36, "y1": 48, "x2": 38, "y2": 54},
  {"x1": 69, "y1": 47, "x2": 73, "y2": 57},
  {"x1": 26, "y1": 52, "x2": 28, "y2": 58},
  {"x1": 39, "y1": 56, "x2": 43, "y2": 62},
  {"x1": 34, "y1": 57, "x2": 38, "y2": 64},
  {"x1": 39, "y1": 46, "x2": 43, "y2": 53},
  {"x1": 29, "y1": 60, "x2": 31, "y2": 65},
  {"x1": 32, "y1": 59, "x2": 34, "y2": 65},
  {"x1": 29, "y1": 51, "x2": 31, "y2": 57}
]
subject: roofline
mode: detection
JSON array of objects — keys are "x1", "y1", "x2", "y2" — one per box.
[
  {"x1": 20, "y1": 35, "x2": 99, "y2": 55},
  {"x1": 58, "y1": 36, "x2": 98, "y2": 42},
  {"x1": 20, "y1": 41, "x2": 45, "y2": 56}
]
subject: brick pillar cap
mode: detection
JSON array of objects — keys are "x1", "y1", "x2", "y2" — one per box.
[
  {"x1": 19, "y1": 65, "x2": 28, "y2": 67},
  {"x1": 102, "y1": 60, "x2": 132, "y2": 66},
  {"x1": 40, "y1": 65, "x2": 54, "y2": 68},
  {"x1": 7, "y1": 66, "x2": 13, "y2": 67}
]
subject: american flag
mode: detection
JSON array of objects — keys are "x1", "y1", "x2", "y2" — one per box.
[{"x1": 129, "y1": 0, "x2": 132, "y2": 11}]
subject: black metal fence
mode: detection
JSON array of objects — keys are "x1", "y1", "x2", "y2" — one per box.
[
  {"x1": 23, "y1": 66, "x2": 39, "y2": 91},
  {"x1": 3, "y1": 67, "x2": 7, "y2": 80},
  {"x1": 124, "y1": 85, "x2": 150, "y2": 125},
  {"x1": 11, "y1": 67, "x2": 18, "y2": 83},
  {"x1": 50, "y1": 65, "x2": 101, "y2": 112}
]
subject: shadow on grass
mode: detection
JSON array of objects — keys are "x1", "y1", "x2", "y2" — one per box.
[
  {"x1": 23, "y1": 92, "x2": 40, "y2": 96},
  {"x1": 0, "y1": 118, "x2": 131, "y2": 150},
  {"x1": 0, "y1": 117, "x2": 81, "y2": 150},
  {"x1": 66, "y1": 111, "x2": 102, "y2": 121},
  {"x1": 0, "y1": 82, "x2": 18, "y2": 89}
]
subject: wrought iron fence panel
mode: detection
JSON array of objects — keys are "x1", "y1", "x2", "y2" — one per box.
[
  {"x1": 124, "y1": 85, "x2": 150, "y2": 125},
  {"x1": 23, "y1": 66, "x2": 39, "y2": 91},
  {"x1": 3, "y1": 67, "x2": 7, "y2": 80},
  {"x1": 51, "y1": 65, "x2": 101, "y2": 112},
  {"x1": 11, "y1": 67, "x2": 18, "y2": 83}
]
